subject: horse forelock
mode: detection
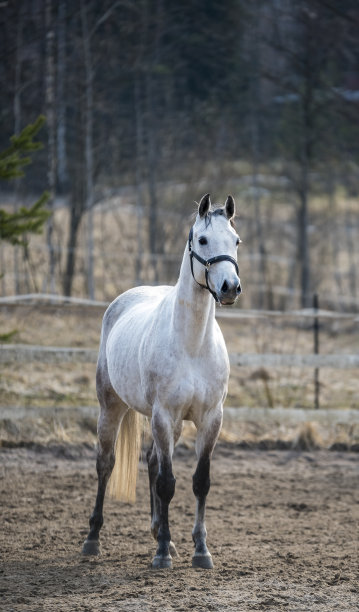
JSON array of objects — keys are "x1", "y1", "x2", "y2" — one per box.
[
  {"x1": 206, "y1": 207, "x2": 236, "y2": 229},
  {"x1": 192, "y1": 202, "x2": 236, "y2": 228}
]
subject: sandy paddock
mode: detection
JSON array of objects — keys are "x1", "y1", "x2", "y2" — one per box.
[{"x1": 0, "y1": 443, "x2": 358, "y2": 611}]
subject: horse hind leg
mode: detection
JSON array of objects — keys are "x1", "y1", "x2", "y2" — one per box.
[{"x1": 82, "y1": 376, "x2": 126, "y2": 556}]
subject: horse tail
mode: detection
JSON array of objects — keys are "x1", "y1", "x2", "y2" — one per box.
[{"x1": 108, "y1": 408, "x2": 143, "y2": 503}]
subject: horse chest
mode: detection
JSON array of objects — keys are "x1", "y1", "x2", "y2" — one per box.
[
  {"x1": 143, "y1": 345, "x2": 229, "y2": 413},
  {"x1": 189, "y1": 356, "x2": 229, "y2": 406},
  {"x1": 106, "y1": 293, "x2": 230, "y2": 415}
]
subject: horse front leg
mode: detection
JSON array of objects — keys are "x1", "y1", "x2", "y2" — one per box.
[
  {"x1": 192, "y1": 405, "x2": 222, "y2": 569},
  {"x1": 150, "y1": 409, "x2": 176, "y2": 569}
]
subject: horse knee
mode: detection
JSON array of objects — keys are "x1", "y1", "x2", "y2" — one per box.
[
  {"x1": 156, "y1": 467, "x2": 176, "y2": 505},
  {"x1": 193, "y1": 456, "x2": 210, "y2": 500}
]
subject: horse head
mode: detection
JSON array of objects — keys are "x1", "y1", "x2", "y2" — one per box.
[{"x1": 189, "y1": 194, "x2": 242, "y2": 305}]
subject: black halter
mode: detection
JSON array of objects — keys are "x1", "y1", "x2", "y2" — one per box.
[{"x1": 188, "y1": 226, "x2": 239, "y2": 303}]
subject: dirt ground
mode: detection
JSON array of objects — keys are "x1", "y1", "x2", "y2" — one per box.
[{"x1": 0, "y1": 443, "x2": 358, "y2": 612}]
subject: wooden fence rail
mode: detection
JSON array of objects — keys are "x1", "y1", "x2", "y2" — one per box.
[
  {"x1": 0, "y1": 294, "x2": 358, "y2": 320},
  {"x1": 230, "y1": 353, "x2": 359, "y2": 369},
  {"x1": 1, "y1": 344, "x2": 358, "y2": 369},
  {"x1": 0, "y1": 345, "x2": 98, "y2": 364}
]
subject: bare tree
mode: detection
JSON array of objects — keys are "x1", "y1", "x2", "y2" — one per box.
[
  {"x1": 57, "y1": 0, "x2": 68, "y2": 193},
  {"x1": 263, "y1": 1, "x2": 342, "y2": 307},
  {"x1": 80, "y1": 0, "x2": 95, "y2": 300},
  {"x1": 13, "y1": 3, "x2": 24, "y2": 295},
  {"x1": 247, "y1": 0, "x2": 273, "y2": 309},
  {"x1": 45, "y1": 0, "x2": 57, "y2": 294},
  {"x1": 134, "y1": 76, "x2": 145, "y2": 285}
]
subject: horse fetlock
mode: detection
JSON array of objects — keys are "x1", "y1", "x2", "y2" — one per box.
[
  {"x1": 156, "y1": 521, "x2": 173, "y2": 554},
  {"x1": 192, "y1": 525, "x2": 210, "y2": 558},
  {"x1": 89, "y1": 513, "x2": 103, "y2": 532},
  {"x1": 151, "y1": 554, "x2": 172, "y2": 569},
  {"x1": 192, "y1": 524, "x2": 207, "y2": 545},
  {"x1": 151, "y1": 522, "x2": 159, "y2": 540}
]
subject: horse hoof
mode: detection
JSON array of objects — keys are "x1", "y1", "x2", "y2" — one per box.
[
  {"x1": 151, "y1": 555, "x2": 172, "y2": 569},
  {"x1": 82, "y1": 539, "x2": 100, "y2": 556},
  {"x1": 192, "y1": 553, "x2": 213, "y2": 569},
  {"x1": 169, "y1": 540, "x2": 178, "y2": 557}
]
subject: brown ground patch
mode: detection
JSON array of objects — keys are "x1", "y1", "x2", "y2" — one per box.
[{"x1": 0, "y1": 444, "x2": 358, "y2": 611}]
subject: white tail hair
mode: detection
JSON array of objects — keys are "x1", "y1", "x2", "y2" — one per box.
[{"x1": 108, "y1": 409, "x2": 143, "y2": 503}]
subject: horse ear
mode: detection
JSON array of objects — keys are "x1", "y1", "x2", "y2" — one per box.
[
  {"x1": 198, "y1": 193, "x2": 211, "y2": 217},
  {"x1": 225, "y1": 195, "x2": 235, "y2": 220}
]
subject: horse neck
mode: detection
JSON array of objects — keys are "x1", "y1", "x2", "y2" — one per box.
[{"x1": 171, "y1": 246, "x2": 216, "y2": 354}]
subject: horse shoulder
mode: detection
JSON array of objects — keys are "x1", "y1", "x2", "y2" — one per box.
[{"x1": 209, "y1": 319, "x2": 230, "y2": 372}]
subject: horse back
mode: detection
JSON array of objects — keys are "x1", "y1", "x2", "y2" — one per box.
[{"x1": 101, "y1": 285, "x2": 172, "y2": 344}]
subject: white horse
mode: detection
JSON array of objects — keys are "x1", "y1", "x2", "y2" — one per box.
[{"x1": 82, "y1": 193, "x2": 241, "y2": 569}]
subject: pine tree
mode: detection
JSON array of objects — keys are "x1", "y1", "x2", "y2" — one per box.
[{"x1": 0, "y1": 116, "x2": 50, "y2": 245}]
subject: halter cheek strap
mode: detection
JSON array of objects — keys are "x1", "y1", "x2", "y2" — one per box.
[{"x1": 188, "y1": 226, "x2": 239, "y2": 303}]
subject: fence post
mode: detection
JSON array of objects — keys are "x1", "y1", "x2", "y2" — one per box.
[{"x1": 313, "y1": 293, "x2": 320, "y2": 409}]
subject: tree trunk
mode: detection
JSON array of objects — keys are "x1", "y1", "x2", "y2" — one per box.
[
  {"x1": 13, "y1": 3, "x2": 24, "y2": 295},
  {"x1": 249, "y1": 0, "x2": 273, "y2": 310},
  {"x1": 80, "y1": 0, "x2": 95, "y2": 300},
  {"x1": 63, "y1": 210, "x2": 82, "y2": 296},
  {"x1": 45, "y1": 0, "x2": 57, "y2": 294},
  {"x1": 345, "y1": 209, "x2": 357, "y2": 303},
  {"x1": 134, "y1": 77, "x2": 145, "y2": 285},
  {"x1": 56, "y1": 0, "x2": 68, "y2": 193},
  {"x1": 298, "y1": 84, "x2": 312, "y2": 308},
  {"x1": 298, "y1": 184, "x2": 310, "y2": 308},
  {"x1": 144, "y1": 0, "x2": 163, "y2": 284}
]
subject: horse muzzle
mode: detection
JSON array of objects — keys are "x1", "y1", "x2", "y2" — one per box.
[{"x1": 218, "y1": 279, "x2": 242, "y2": 305}]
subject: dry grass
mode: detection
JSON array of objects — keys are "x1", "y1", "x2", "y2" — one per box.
[
  {"x1": 1, "y1": 304, "x2": 358, "y2": 413},
  {"x1": 0, "y1": 292, "x2": 358, "y2": 452},
  {"x1": 1, "y1": 405, "x2": 358, "y2": 451}
]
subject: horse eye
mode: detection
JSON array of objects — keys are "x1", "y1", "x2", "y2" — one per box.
[
  {"x1": 199, "y1": 237, "x2": 207, "y2": 246},
  {"x1": 236, "y1": 238, "x2": 240, "y2": 246}
]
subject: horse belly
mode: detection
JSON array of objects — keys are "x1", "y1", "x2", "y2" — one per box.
[{"x1": 105, "y1": 312, "x2": 155, "y2": 416}]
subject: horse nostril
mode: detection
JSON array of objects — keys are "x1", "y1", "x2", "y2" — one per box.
[
  {"x1": 237, "y1": 283, "x2": 242, "y2": 295},
  {"x1": 221, "y1": 281, "x2": 229, "y2": 294}
]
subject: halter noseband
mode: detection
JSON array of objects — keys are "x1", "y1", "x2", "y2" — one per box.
[{"x1": 188, "y1": 226, "x2": 239, "y2": 303}]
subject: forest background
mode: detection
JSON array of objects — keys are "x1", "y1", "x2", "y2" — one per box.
[{"x1": 0, "y1": 0, "x2": 358, "y2": 311}]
